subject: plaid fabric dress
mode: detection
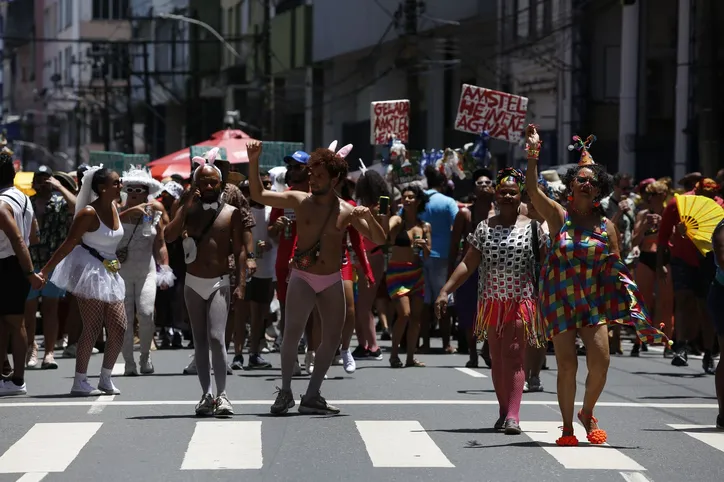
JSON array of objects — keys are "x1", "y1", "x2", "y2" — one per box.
[{"x1": 540, "y1": 212, "x2": 668, "y2": 344}]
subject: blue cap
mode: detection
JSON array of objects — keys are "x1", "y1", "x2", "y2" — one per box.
[{"x1": 283, "y1": 151, "x2": 309, "y2": 165}]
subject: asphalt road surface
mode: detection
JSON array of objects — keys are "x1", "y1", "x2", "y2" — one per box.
[{"x1": 0, "y1": 339, "x2": 721, "y2": 482}]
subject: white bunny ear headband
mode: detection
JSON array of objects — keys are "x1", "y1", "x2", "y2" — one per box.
[
  {"x1": 192, "y1": 147, "x2": 222, "y2": 179},
  {"x1": 327, "y1": 140, "x2": 353, "y2": 159}
]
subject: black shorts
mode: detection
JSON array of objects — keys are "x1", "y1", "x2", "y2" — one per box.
[
  {"x1": 0, "y1": 256, "x2": 31, "y2": 316},
  {"x1": 707, "y1": 282, "x2": 724, "y2": 337},
  {"x1": 245, "y1": 277, "x2": 274, "y2": 305}
]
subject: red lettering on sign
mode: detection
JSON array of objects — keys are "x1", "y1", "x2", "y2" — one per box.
[
  {"x1": 371, "y1": 100, "x2": 410, "y2": 145},
  {"x1": 454, "y1": 84, "x2": 528, "y2": 143}
]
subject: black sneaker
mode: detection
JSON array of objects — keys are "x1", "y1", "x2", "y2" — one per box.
[
  {"x1": 630, "y1": 344, "x2": 640, "y2": 357},
  {"x1": 717, "y1": 414, "x2": 723, "y2": 430},
  {"x1": 231, "y1": 354, "x2": 244, "y2": 370},
  {"x1": 351, "y1": 346, "x2": 369, "y2": 360},
  {"x1": 702, "y1": 353, "x2": 715, "y2": 375},
  {"x1": 248, "y1": 354, "x2": 272, "y2": 369},
  {"x1": 270, "y1": 387, "x2": 295, "y2": 415},
  {"x1": 368, "y1": 348, "x2": 383, "y2": 361},
  {"x1": 298, "y1": 392, "x2": 341, "y2": 415},
  {"x1": 671, "y1": 350, "x2": 688, "y2": 367}
]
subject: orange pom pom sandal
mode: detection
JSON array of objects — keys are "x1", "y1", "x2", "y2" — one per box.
[
  {"x1": 578, "y1": 409, "x2": 607, "y2": 444},
  {"x1": 555, "y1": 427, "x2": 579, "y2": 446}
]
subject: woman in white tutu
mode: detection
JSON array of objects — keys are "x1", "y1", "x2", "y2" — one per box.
[{"x1": 40, "y1": 166, "x2": 127, "y2": 396}]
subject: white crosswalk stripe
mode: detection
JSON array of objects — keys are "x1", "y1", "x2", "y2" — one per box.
[
  {"x1": 0, "y1": 422, "x2": 102, "y2": 474},
  {"x1": 1, "y1": 419, "x2": 722, "y2": 475},
  {"x1": 181, "y1": 421, "x2": 263, "y2": 470},
  {"x1": 521, "y1": 421, "x2": 646, "y2": 471},
  {"x1": 667, "y1": 424, "x2": 724, "y2": 454},
  {"x1": 355, "y1": 420, "x2": 455, "y2": 468}
]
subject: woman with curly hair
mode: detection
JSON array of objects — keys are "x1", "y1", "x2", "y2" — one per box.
[
  {"x1": 524, "y1": 126, "x2": 668, "y2": 445},
  {"x1": 351, "y1": 170, "x2": 391, "y2": 360},
  {"x1": 436, "y1": 168, "x2": 546, "y2": 435},
  {"x1": 386, "y1": 184, "x2": 431, "y2": 368}
]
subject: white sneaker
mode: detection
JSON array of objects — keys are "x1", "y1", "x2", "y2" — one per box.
[
  {"x1": 304, "y1": 351, "x2": 315, "y2": 375},
  {"x1": 71, "y1": 377, "x2": 102, "y2": 397},
  {"x1": 98, "y1": 375, "x2": 121, "y2": 395},
  {"x1": 342, "y1": 349, "x2": 356, "y2": 374},
  {"x1": 26, "y1": 344, "x2": 38, "y2": 368},
  {"x1": 183, "y1": 355, "x2": 197, "y2": 375},
  {"x1": 0, "y1": 380, "x2": 27, "y2": 396},
  {"x1": 139, "y1": 355, "x2": 154, "y2": 375}
]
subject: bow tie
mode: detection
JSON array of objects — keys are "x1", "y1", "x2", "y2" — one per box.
[{"x1": 202, "y1": 202, "x2": 219, "y2": 211}]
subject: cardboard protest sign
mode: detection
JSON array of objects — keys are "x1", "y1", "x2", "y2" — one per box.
[
  {"x1": 454, "y1": 84, "x2": 528, "y2": 143},
  {"x1": 370, "y1": 100, "x2": 410, "y2": 145}
]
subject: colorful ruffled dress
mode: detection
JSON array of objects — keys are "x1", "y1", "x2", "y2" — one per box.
[
  {"x1": 540, "y1": 212, "x2": 668, "y2": 343},
  {"x1": 468, "y1": 220, "x2": 546, "y2": 346}
]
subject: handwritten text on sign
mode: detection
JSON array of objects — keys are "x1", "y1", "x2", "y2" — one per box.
[
  {"x1": 455, "y1": 85, "x2": 528, "y2": 143},
  {"x1": 370, "y1": 100, "x2": 410, "y2": 145}
]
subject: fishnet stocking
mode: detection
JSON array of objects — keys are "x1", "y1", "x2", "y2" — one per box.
[{"x1": 76, "y1": 298, "x2": 127, "y2": 374}]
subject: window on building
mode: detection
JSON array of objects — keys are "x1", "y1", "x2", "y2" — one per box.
[
  {"x1": 57, "y1": 0, "x2": 64, "y2": 32},
  {"x1": 44, "y1": 8, "x2": 50, "y2": 38},
  {"x1": 66, "y1": 0, "x2": 73, "y2": 29},
  {"x1": 516, "y1": 0, "x2": 530, "y2": 39},
  {"x1": 90, "y1": 43, "x2": 127, "y2": 80},
  {"x1": 90, "y1": 114, "x2": 104, "y2": 144},
  {"x1": 58, "y1": 51, "x2": 63, "y2": 82},
  {"x1": 542, "y1": 0, "x2": 552, "y2": 34},
  {"x1": 227, "y1": 7, "x2": 234, "y2": 65},
  {"x1": 275, "y1": 0, "x2": 303, "y2": 16},
  {"x1": 65, "y1": 46, "x2": 73, "y2": 86},
  {"x1": 92, "y1": 0, "x2": 128, "y2": 20}
]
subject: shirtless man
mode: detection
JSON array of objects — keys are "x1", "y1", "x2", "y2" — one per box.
[
  {"x1": 247, "y1": 140, "x2": 387, "y2": 415},
  {"x1": 165, "y1": 158, "x2": 244, "y2": 418}
]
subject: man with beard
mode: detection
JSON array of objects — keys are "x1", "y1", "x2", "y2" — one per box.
[
  {"x1": 25, "y1": 165, "x2": 76, "y2": 369},
  {"x1": 448, "y1": 169, "x2": 495, "y2": 367},
  {"x1": 247, "y1": 141, "x2": 387, "y2": 415},
  {"x1": 165, "y1": 155, "x2": 244, "y2": 417}
]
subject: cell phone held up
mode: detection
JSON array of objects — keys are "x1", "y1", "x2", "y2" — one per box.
[{"x1": 378, "y1": 196, "x2": 390, "y2": 216}]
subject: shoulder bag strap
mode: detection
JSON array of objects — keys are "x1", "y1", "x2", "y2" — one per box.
[{"x1": 193, "y1": 202, "x2": 224, "y2": 244}]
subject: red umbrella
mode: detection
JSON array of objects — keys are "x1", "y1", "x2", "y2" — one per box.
[
  {"x1": 150, "y1": 161, "x2": 191, "y2": 180},
  {"x1": 197, "y1": 129, "x2": 255, "y2": 164}
]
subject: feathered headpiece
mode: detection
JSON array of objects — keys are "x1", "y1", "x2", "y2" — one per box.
[
  {"x1": 192, "y1": 147, "x2": 222, "y2": 179},
  {"x1": 568, "y1": 134, "x2": 597, "y2": 165},
  {"x1": 327, "y1": 140, "x2": 353, "y2": 159},
  {"x1": 122, "y1": 165, "x2": 163, "y2": 197}
]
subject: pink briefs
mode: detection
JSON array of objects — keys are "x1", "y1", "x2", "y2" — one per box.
[{"x1": 289, "y1": 269, "x2": 341, "y2": 294}]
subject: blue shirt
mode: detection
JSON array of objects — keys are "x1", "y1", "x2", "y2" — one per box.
[{"x1": 421, "y1": 189, "x2": 459, "y2": 259}]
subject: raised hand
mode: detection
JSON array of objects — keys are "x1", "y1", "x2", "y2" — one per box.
[
  {"x1": 525, "y1": 124, "x2": 540, "y2": 150},
  {"x1": 246, "y1": 141, "x2": 263, "y2": 163}
]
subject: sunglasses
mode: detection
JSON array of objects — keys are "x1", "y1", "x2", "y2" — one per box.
[
  {"x1": 124, "y1": 187, "x2": 147, "y2": 194},
  {"x1": 475, "y1": 179, "x2": 493, "y2": 186},
  {"x1": 575, "y1": 176, "x2": 600, "y2": 187}
]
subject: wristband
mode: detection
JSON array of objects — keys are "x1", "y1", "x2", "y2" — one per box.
[{"x1": 25, "y1": 270, "x2": 35, "y2": 277}]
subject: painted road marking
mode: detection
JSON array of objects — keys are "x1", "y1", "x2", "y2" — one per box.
[
  {"x1": 111, "y1": 363, "x2": 124, "y2": 376},
  {"x1": 15, "y1": 473, "x2": 48, "y2": 482},
  {"x1": 181, "y1": 421, "x2": 263, "y2": 470},
  {"x1": 87, "y1": 395, "x2": 115, "y2": 415},
  {"x1": 0, "y1": 423, "x2": 102, "y2": 474},
  {"x1": 521, "y1": 421, "x2": 645, "y2": 471},
  {"x1": 0, "y1": 400, "x2": 718, "y2": 409},
  {"x1": 454, "y1": 367, "x2": 488, "y2": 378},
  {"x1": 355, "y1": 421, "x2": 454, "y2": 468},
  {"x1": 668, "y1": 424, "x2": 724, "y2": 454},
  {"x1": 620, "y1": 471, "x2": 654, "y2": 482}
]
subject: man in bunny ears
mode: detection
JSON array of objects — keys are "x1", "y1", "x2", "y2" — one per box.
[
  {"x1": 165, "y1": 148, "x2": 245, "y2": 418},
  {"x1": 247, "y1": 140, "x2": 387, "y2": 415}
]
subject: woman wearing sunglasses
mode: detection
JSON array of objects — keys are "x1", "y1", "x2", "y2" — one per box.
[
  {"x1": 436, "y1": 168, "x2": 546, "y2": 435},
  {"x1": 116, "y1": 168, "x2": 172, "y2": 376},
  {"x1": 524, "y1": 125, "x2": 668, "y2": 446}
]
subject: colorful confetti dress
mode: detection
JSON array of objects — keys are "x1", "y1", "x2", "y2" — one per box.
[{"x1": 540, "y1": 212, "x2": 668, "y2": 343}]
